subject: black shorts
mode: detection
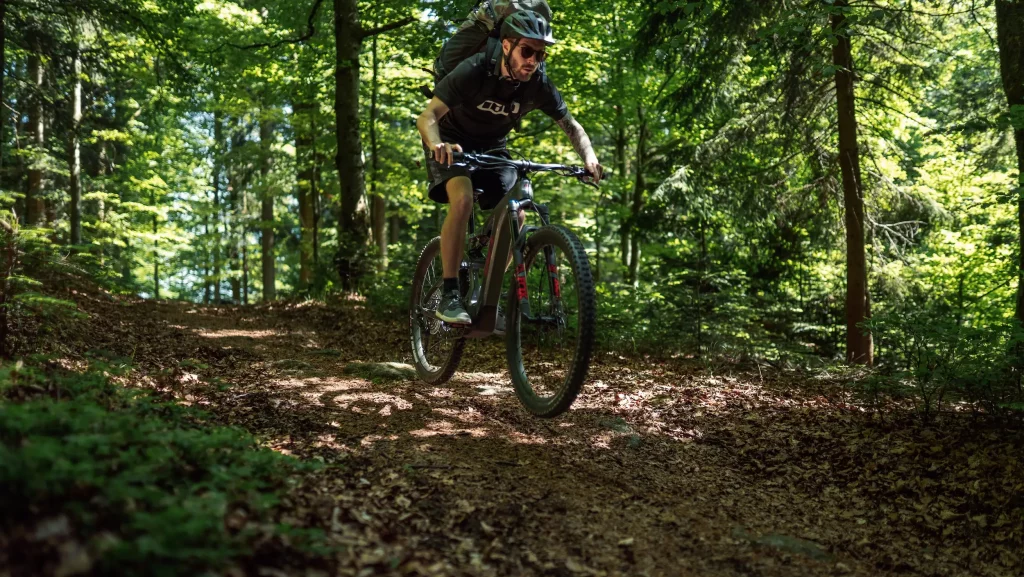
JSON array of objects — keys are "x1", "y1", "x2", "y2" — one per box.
[{"x1": 425, "y1": 148, "x2": 517, "y2": 210}]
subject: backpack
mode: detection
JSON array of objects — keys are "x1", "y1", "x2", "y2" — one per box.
[{"x1": 420, "y1": 0, "x2": 552, "y2": 99}]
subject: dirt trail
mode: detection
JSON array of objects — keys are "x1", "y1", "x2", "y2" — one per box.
[{"x1": 80, "y1": 296, "x2": 1020, "y2": 577}]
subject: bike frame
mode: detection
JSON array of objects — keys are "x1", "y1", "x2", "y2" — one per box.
[{"x1": 461, "y1": 175, "x2": 539, "y2": 338}]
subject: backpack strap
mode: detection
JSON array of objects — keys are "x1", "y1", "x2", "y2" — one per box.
[{"x1": 485, "y1": 36, "x2": 502, "y2": 78}]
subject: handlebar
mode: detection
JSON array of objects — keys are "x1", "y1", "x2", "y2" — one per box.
[{"x1": 452, "y1": 151, "x2": 609, "y2": 186}]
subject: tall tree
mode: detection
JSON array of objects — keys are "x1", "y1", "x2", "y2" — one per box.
[
  {"x1": 332, "y1": 0, "x2": 410, "y2": 290},
  {"x1": 832, "y1": 0, "x2": 872, "y2": 365},
  {"x1": 996, "y1": 0, "x2": 1024, "y2": 325},
  {"x1": 213, "y1": 108, "x2": 224, "y2": 303},
  {"x1": 295, "y1": 100, "x2": 315, "y2": 291},
  {"x1": 0, "y1": 0, "x2": 7, "y2": 175},
  {"x1": 260, "y1": 109, "x2": 275, "y2": 301},
  {"x1": 369, "y1": 31, "x2": 386, "y2": 272},
  {"x1": 26, "y1": 31, "x2": 46, "y2": 225},
  {"x1": 627, "y1": 105, "x2": 649, "y2": 285},
  {"x1": 69, "y1": 21, "x2": 83, "y2": 245}
]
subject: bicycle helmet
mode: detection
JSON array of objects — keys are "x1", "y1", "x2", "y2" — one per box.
[{"x1": 500, "y1": 10, "x2": 556, "y2": 45}]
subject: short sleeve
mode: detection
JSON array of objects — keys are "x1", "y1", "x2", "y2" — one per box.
[
  {"x1": 433, "y1": 58, "x2": 482, "y2": 109},
  {"x1": 537, "y1": 75, "x2": 569, "y2": 121}
]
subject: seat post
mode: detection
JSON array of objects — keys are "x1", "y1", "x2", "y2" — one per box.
[{"x1": 469, "y1": 188, "x2": 485, "y2": 234}]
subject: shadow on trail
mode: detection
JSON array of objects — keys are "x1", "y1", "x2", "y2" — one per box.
[{"x1": 136, "y1": 301, "x2": 1022, "y2": 577}]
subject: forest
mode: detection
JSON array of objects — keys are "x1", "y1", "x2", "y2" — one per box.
[{"x1": 1, "y1": 1, "x2": 1023, "y2": 576}]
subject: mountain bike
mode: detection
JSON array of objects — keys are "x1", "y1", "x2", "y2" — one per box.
[{"x1": 409, "y1": 152, "x2": 599, "y2": 418}]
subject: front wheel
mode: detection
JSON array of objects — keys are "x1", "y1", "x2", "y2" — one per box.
[{"x1": 506, "y1": 224, "x2": 596, "y2": 418}]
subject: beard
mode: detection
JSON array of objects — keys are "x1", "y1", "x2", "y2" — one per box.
[{"x1": 510, "y1": 59, "x2": 536, "y2": 81}]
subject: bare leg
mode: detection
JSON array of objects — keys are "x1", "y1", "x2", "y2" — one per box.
[{"x1": 441, "y1": 176, "x2": 474, "y2": 279}]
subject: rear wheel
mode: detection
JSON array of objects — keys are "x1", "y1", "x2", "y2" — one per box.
[
  {"x1": 410, "y1": 237, "x2": 466, "y2": 384},
  {"x1": 505, "y1": 225, "x2": 596, "y2": 418}
]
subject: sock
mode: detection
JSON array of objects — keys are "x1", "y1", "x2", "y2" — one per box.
[{"x1": 443, "y1": 277, "x2": 459, "y2": 293}]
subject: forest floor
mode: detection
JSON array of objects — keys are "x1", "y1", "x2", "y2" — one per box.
[{"x1": 11, "y1": 286, "x2": 1024, "y2": 577}]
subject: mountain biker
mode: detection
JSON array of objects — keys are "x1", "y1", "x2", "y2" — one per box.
[{"x1": 416, "y1": 10, "x2": 603, "y2": 325}]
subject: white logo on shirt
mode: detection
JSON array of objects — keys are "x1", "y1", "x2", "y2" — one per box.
[{"x1": 477, "y1": 100, "x2": 521, "y2": 116}]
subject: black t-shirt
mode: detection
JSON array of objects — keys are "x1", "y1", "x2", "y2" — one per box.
[{"x1": 432, "y1": 49, "x2": 569, "y2": 151}]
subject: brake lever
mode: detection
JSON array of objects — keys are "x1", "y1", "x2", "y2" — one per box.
[{"x1": 576, "y1": 168, "x2": 608, "y2": 188}]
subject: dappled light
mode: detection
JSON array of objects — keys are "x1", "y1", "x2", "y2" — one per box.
[
  {"x1": 6, "y1": 0, "x2": 1024, "y2": 575},
  {"x1": 195, "y1": 329, "x2": 284, "y2": 339},
  {"x1": 330, "y1": 392, "x2": 413, "y2": 411},
  {"x1": 409, "y1": 420, "x2": 490, "y2": 439},
  {"x1": 9, "y1": 289, "x2": 1024, "y2": 577}
]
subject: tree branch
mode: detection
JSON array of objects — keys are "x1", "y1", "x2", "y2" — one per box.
[
  {"x1": 360, "y1": 16, "x2": 415, "y2": 39},
  {"x1": 850, "y1": 1, "x2": 976, "y2": 18},
  {"x1": 208, "y1": 0, "x2": 325, "y2": 53}
]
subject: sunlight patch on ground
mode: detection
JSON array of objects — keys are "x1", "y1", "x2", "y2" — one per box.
[
  {"x1": 314, "y1": 433, "x2": 350, "y2": 452},
  {"x1": 360, "y1": 434, "x2": 400, "y2": 447},
  {"x1": 589, "y1": 432, "x2": 613, "y2": 449},
  {"x1": 53, "y1": 358, "x2": 89, "y2": 373},
  {"x1": 508, "y1": 431, "x2": 548, "y2": 445},
  {"x1": 271, "y1": 377, "x2": 367, "y2": 405},
  {"x1": 432, "y1": 407, "x2": 484, "y2": 424},
  {"x1": 330, "y1": 392, "x2": 413, "y2": 411},
  {"x1": 474, "y1": 384, "x2": 508, "y2": 396},
  {"x1": 194, "y1": 328, "x2": 284, "y2": 339},
  {"x1": 450, "y1": 371, "x2": 506, "y2": 385},
  {"x1": 409, "y1": 420, "x2": 489, "y2": 438},
  {"x1": 270, "y1": 378, "x2": 313, "y2": 390}
]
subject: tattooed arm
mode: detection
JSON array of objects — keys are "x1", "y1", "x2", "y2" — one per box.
[{"x1": 556, "y1": 112, "x2": 603, "y2": 182}]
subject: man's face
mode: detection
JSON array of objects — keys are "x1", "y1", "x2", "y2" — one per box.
[{"x1": 503, "y1": 38, "x2": 548, "y2": 82}]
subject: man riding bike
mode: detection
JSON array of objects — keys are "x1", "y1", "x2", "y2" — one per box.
[{"x1": 416, "y1": 10, "x2": 604, "y2": 325}]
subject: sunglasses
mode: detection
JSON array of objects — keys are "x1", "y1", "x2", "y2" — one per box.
[{"x1": 518, "y1": 44, "x2": 548, "y2": 62}]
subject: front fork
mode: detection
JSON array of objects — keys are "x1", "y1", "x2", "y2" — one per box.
[
  {"x1": 508, "y1": 184, "x2": 561, "y2": 322},
  {"x1": 509, "y1": 200, "x2": 533, "y2": 320}
]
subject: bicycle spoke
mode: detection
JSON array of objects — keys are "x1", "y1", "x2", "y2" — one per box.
[
  {"x1": 411, "y1": 238, "x2": 466, "y2": 383},
  {"x1": 514, "y1": 239, "x2": 584, "y2": 399}
]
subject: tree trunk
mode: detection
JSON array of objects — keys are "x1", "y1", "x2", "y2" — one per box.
[
  {"x1": 241, "y1": 141, "x2": 249, "y2": 306},
  {"x1": 832, "y1": 2, "x2": 872, "y2": 365},
  {"x1": 213, "y1": 109, "x2": 224, "y2": 303},
  {"x1": 389, "y1": 214, "x2": 401, "y2": 244},
  {"x1": 152, "y1": 191, "x2": 159, "y2": 299},
  {"x1": 228, "y1": 117, "x2": 245, "y2": 304},
  {"x1": 369, "y1": 32, "x2": 387, "y2": 272},
  {"x1": 334, "y1": 0, "x2": 369, "y2": 290},
  {"x1": 203, "y1": 211, "x2": 211, "y2": 304},
  {"x1": 260, "y1": 112, "x2": 275, "y2": 301},
  {"x1": 69, "y1": 29, "x2": 83, "y2": 245},
  {"x1": 295, "y1": 101, "x2": 315, "y2": 290},
  {"x1": 627, "y1": 105, "x2": 648, "y2": 285},
  {"x1": 0, "y1": 0, "x2": 7, "y2": 178},
  {"x1": 312, "y1": 107, "x2": 322, "y2": 281},
  {"x1": 697, "y1": 216, "x2": 707, "y2": 357},
  {"x1": 619, "y1": 198, "x2": 630, "y2": 272},
  {"x1": 594, "y1": 202, "x2": 602, "y2": 283},
  {"x1": 613, "y1": 13, "x2": 631, "y2": 276},
  {"x1": 26, "y1": 34, "x2": 45, "y2": 226},
  {"x1": 996, "y1": 1, "x2": 1024, "y2": 325},
  {"x1": 93, "y1": 142, "x2": 108, "y2": 265},
  {"x1": 242, "y1": 243, "x2": 249, "y2": 305}
]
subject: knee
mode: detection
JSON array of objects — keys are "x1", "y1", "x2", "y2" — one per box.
[
  {"x1": 449, "y1": 193, "x2": 472, "y2": 218},
  {"x1": 446, "y1": 179, "x2": 473, "y2": 219}
]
